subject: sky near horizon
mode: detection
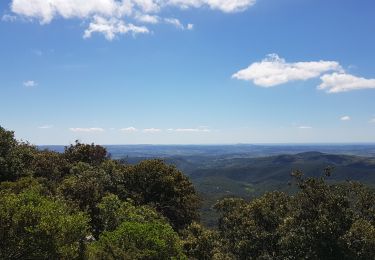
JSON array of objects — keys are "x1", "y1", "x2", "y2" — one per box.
[{"x1": 1, "y1": 0, "x2": 375, "y2": 145}]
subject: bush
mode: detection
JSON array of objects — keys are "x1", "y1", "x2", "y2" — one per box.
[{"x1": 0, "y1": 188, "x2": 89, "y2": 259}]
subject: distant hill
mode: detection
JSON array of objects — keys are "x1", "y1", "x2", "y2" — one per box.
[
  {"x1": 189, "y1": 151, "x2": 375, "y2": 183},
  {"x1": 164, "y1": 152, "x2": 375, "y2": 226},
  {"x1": 39, "y1": 144, "x2": 375, "y2": 158}
]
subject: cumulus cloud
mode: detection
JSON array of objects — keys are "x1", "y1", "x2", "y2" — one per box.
[
  {"x1": 340, "y1": 116, "x2": 351, "y2": 121},
  {"x1": 8, "y1": 0, "x2": 256, "y2": 39},
  {"x1": 232, "y1": 54, "x2": 343, "y2": 87},
  {"x1": 10, "y1": 0, "x2": 120, "y2": 24},
  {"x1": 233, "y1": 54, "x2": 375, "y2": 94},
  {"x1": 143, "y1": 128, "x2": 161, "y2": 133},
  {"x1": 23, "y1": 80, "x2": 38, "y2": 87},
  {"x1": 120, "y1": 127, "x2": 138, "y2": 132},
  {"x1": 318, "y1": 73, "x2": 375, "y2": 93},
  {"x1": 69, "y1": 127, "x2": 105, "y2": 132}
]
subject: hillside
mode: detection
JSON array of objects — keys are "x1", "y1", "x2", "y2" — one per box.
[{"x1": 166, "y1": 152, "x2": 375, "y2": 226}]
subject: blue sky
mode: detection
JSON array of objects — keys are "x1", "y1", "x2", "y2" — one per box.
[{"x1": 1, "y1": 0, "x2": 375, "y2": 144}]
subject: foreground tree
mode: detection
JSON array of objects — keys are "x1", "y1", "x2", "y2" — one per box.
[
  {"x1": 64, "y1": 141, "x2": 108, "y2": 166},
  {"x1": 181, "y1": 222, "x2": 233, "y2": 260},
  {"x1": 119, "y1": 159, "x2": 201, "y2": 230},
  {"x1": 88, "y1": 194, "x2": 186, "y2": 259},
  {"x1": 215, "y1": 171, "x2": 375, "y2": 259},
  {"x1": 215, "y1": 193, "x2": 291, "y2": 259},
  {"x1": 0, "y1": 188, "x2": 89, "y2": 259},
  {"x1": 0, "y1": 126, "x2": 36, "y2": 182}
]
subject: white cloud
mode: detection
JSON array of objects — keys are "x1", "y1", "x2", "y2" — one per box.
[
  {"x1": 133, "y1": 0, "x2": 160, "y2": 13},
  {"x1": 369, "y1": 118, "x2": 375, "y2": 124},
  {"x1": 164, "y1": 18, "x2": 194, "y2": 30},
  {"x1": 143, "y1": 128, "x2": 161, "y2": 133},
  {"x1": 298, "y1": 126, "x2": 312, "y2": 129},
  {"x1": 167, "y1": 127, "x2": 211, "y2": 132},
  {"x1": 38, "y1": 125, "x2": 53, "y2": 129},
  {"x1": 340, "y1": 116, "x2": 351, "y2": 121},
  {"x1": 23, "y1": 80, "x2": 38, "y2": 87},
  {"x1": 164, "y1": 18, "x2": 184, "y2": 29},
  {"x1": 167, "y1": 0, "x2": 256, "y2": 13},
  {"x1": 233, "y1": 54, "x2": 343, "y2": 87},
  {"x1": 10, "y1": 0, "x2": 119, "y2": 24},
  {"x1": 135, "y1": 13, "x2": 159, "y2": 24},
  {"x1": 318, "y1": 73, "x2": 375, "y2": 93},
  {"x1": 8, "y1": 0, "x2": 256, "y2": 40},
  {"x1": 83, "y1": 16, "x2": 149, "y2": 40},
  {"x1": 120, "y1": 126, "x2": 138, "y2": 132},
  {"x1": 205, "y1": 0, "x2": 256, "y2": 12},
  {"x1": 69, "y1": 127, "x2": 105, "y2": 132}
]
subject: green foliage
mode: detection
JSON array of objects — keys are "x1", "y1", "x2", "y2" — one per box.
[
  {"x1": 216, "y1": 193, "x2": 291, "y2": 259},
  {"x1": 181, "y1": 222, "x2": 232, "y2": 260},
  {"x1": 215, "y1": 173, "x2": 375, "y2": 259},
  {"x1": 57, "y1": 162, "x2": 113, "y2": 235},
  {"x1": 88, "y1": 221, "x2": 186, "y2": 259},
  {"x1": 90, "y1": 194, "x2": 186, "y2": 259},
  {"x1": 0, "y1": 126, "x2": 17, "y2": 157},
  {"x1": 58, "y1": 163, "x2": 110, "y2": 212},
  {"x1": 64, "y1": 140, "x2": 108, "y2": 166},
  {"x1": 119, "y1": 159, "x2": 201, "y2": 230},
  {"x1": 97, "y1": 194, "x2": 165, "y2": 232},
  {"x1": 32, "y1": 150, "x2": 70, "y2": 182},
  {"x1": 0, "y1": 176, "x2": 51, "y2": 198},
  {"x1": 340, "y1": 219, "x2": 375, "y2": 259},
  {"x1": 0, "y1": 188, "x2": 89, "y2": 259},
  {"x1": 0, "y1": 126, "x2": 36, "y2": 182}
]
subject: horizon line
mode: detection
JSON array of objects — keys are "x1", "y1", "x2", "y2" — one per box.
[{"x1": 37, "y1": 142, "x2": 375, "y2": 146}]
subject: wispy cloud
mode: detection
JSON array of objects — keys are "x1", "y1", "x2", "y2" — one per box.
[
  {"x1": 23, "y1": 80, "x2": 38, "y2": 87},
  {"x1": 164, "y1": 18, "x2": 184, "y2": 29},
  {"x1": 38, "y1": 125, "x2": 53, "y2": 129},
  {"x1": 120, "y1": 127, "x2": 138, "y2": 132},
  {"x1": 340, "y1": 116, "x2": 351, "y2": 121},
  {"x1": 33, "y1": 49, "x2": 43, "y2": 56},
  {"x1": 7, "y1": 0, "x2": 256, "y2": 40},
  {"x1": 143, "y1": 128, "x2": 162, "y2": 133},
  {"x1": 69, "y1": 127, "x2": 105, "y2": 132},
  {"x1": 298, "y1": 126, "x2": 312, "y2": 129},
  {"x1": 167, "y1": 127, "x2": 211, "y2": 132},
  {"x1": 1, "y1": 14, "x2": 17, "y2": 22},
  {"x1": 83, "y1": 16, "x2": 149, "y2": 41},
  {"x1": 369, "y1": 118, "x2": 375, "y2": 124}
]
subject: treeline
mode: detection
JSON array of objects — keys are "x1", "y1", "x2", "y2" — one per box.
[{"x1": 1, "y1": 126, "x2": 375, "y2": 259}]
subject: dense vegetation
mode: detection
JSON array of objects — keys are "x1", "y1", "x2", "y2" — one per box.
[{"x1": 1, "y1": 125, "x2": 375, "y2": 259}]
